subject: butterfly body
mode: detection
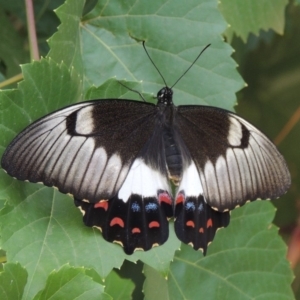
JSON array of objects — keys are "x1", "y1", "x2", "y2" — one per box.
[{"x1": 1, "y1": 86, "x2": 290, "y2": 255}]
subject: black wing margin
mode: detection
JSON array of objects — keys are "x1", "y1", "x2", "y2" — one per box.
[
  {"x1": 176, "y1": 105, "x2": 291, "y2": 211},
  {"x1": 1, "y1": 99, "x2": 157, "y2": 202}
]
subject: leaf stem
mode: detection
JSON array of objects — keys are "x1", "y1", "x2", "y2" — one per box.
[
  {"x1": 274, "y1": 106, "x2": 300, "y2": 145},
  {"x1": 0, "y1": 73, "x2": 23, "y2": 89},
  {"x1": 25, "y1": 0, "x2": 40, "y2": 61}
]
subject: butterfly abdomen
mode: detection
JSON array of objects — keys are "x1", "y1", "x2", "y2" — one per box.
[{"x1": 163, "y1": 127, "x2": 183, "y2": 185}]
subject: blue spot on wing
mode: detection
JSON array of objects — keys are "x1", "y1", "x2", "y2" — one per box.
[
  {"x1": 131, "y1": 202, "x2": 141, "y2": 212},
  {"x1": 185, "y1": 201, "x2": 195, "y2": 211},
  {"x1": 145, "y1": 202, "x2": 158, "y2": 212},
  {"x1": 198, "y1": 203, "x2": 204, "y2": 211}
]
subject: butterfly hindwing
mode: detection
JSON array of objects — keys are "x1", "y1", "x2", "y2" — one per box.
[
  {"x1": 175, "y1": 193, "x2": 230, "y2": 254},
  {"x1": 173, "y1": 160, "x2": 230, "y2": 253},
  {"x1": 75, "y1": 157, "x2": 173, "y2": 254},
  {"x1": 176, "y1": 106, "x2": 291, "y2": 212}
]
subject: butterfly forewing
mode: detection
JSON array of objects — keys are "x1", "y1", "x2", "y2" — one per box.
[
  {"x1": 2, "y1": 100, "x2": 157, "y2": 202},
  {"x1": 176, "y1": 105, "x2": 291, "y2": 212}
]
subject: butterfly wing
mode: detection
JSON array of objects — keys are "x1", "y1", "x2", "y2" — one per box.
[
  {"x1": 172, "y1": 105, "x2": 290, "y2": 253},
  {"x1": 2, "y1": 99, "x2": 158, "y2": 202},
  {"x1": 176, "y1": 105, "x2": 291, "y2": 212},
  {"x1": 174, "y1": 192, "x2": 230, "y2": 255},
  {"x1": 1, "y1": 99, "x2": 173, "y2": 254}
]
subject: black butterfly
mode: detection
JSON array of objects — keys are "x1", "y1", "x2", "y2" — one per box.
[{"x1": 1, "y1": 45, "x2": 291, "y2": 255}]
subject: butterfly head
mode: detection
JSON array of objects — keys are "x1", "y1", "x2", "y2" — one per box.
[{"x1": 157, "y1": 87, "x2": 173, "y2": 105}]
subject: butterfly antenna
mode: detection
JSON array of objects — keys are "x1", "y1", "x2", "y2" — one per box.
[
  {"x1": 171, "y1": 44, "x2": 211, "y2": 89},
  {"x1": 117, "y1": 80, "x2": 147, "y2": 102},
  {"x1": 143, "y1": 41, "x2": 168, "y2": 87}
]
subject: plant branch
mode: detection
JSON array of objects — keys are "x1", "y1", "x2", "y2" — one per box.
[
  {"x1": 274, "y1": 106, "x2": 300, "y2": 145},
  {"x1": 0, "y1": 73, "x2": 23, "y2": 89},
  {"x1": 25, "y1": 0, "x2": 39, "y2": 61}
]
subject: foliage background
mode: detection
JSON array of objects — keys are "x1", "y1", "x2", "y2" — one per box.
[{"x1": 0, "y1": 0, "x2": 298, "y2": 299}]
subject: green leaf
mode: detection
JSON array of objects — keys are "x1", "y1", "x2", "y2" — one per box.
[
  {"x1": 0, "y1": 58, "x2": 82, "y2": 142},
  {"x1": 33, "y1": 265, "x2": 107, "y2": 300},
  {"x1": 104, "y1": 269, "x2": 135, "y2": 299},
  {"x1": 220, "y1": 0, "x2": 288, "y2": 42},
  {"x1": 143, "y1": 202, "x2": 294, "y2": 299},
  {"x1": 48, "y1": 0, "x2": 85, "y2": 72},
  {"x1": 143, "y1": 264, "x2": 169, "y2": 300},
  {"x1": 127, "y1": 223, "x2": 181, "y2": 277},
  {"x1": 48, "y1": 0, "x2": 243, "y2": 109},
  {"x1": 167, "y1": 202, "x2": 294, "y2": 299},
  {"x1": 0, "y1": 185, "x2": 128, "y2": 299},
  {"x1": 0, "y1": 263, "x2": 28, "y2": 300},
  {"x1": 85, "y1": 79, "x2": 146, "y2": 102}
]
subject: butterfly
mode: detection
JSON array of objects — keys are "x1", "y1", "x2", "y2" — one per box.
[{"x1": 1, "y1": 44, "x2": 291, "y2": 255}]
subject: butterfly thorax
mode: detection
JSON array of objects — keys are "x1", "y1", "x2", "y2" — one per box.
[{"x1": 157, "y1": 87, "x2": 173, "y2": 105}]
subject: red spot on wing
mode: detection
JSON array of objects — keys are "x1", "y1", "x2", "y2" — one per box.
[
  {"x1": 199, "y1": 227, "x2": 204, "y2": 233},
  {"x1": 186, "y1": 220, "x2": 195, "y2": 228},
  {"x1": 149, "y1": 221, "x2": 160, "y2": 228},
  {"x1": 175, "y1": 193, "x2": 185, "y2": 205},
  {"x1": 94, "y1": 201, "x2": 108, "y2": 211},
  {"x1": 132, "y1": 227, "x2": 141, "y2": 234},
  {"x1": 159, "y1": 192, "x2": 172, "y2": 205},
  {"x1": 110, "y1": 217, "x2": 124, "y2": 228},
  {"x1": 207, "y1": 218, "x2": 213, "y2": 228}
]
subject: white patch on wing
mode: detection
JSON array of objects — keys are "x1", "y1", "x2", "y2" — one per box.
[
  {"x1": 233, "y1": 148, "x2": 250, "y2": 199},
  {"x1": 75, "y1": 106, "x2": 94, "y2": 134},
  {"x1": 215, "y1": 155, "x2": 231, "y2": 206},
  {"x1": 228, "y1": 116, "x2": 242, "y2": 146},
  {"x1": 115, "y1": 164, "x2": 130, "y2": 193},
  {"x1": 80, "y1": 147, "x2": 107, "y2": 196},
  {"x1": 204, "y1": 160, "x2": 219, "y2": 201},
  {"x1": 56, "y1": 136, "x2": 87, "y2": 184},
  {"x1": 99, "y1": 154, "x2": 122, "y2": 194},
  {"x1": 226, "y1": 148, "x2": 243, "y2": 201},
  {"x1": 42, "y1": 131, "x2": 72, "y2": 178},
  {"x1": 118, "y1": 158, "x2": 170, "y2": 202},
  {"x1": 176, "y1": 161, "x2": 203, "y2": 197},
  {"x1": 64, "y1": 138, "x2": 95, "y2": 188}
]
